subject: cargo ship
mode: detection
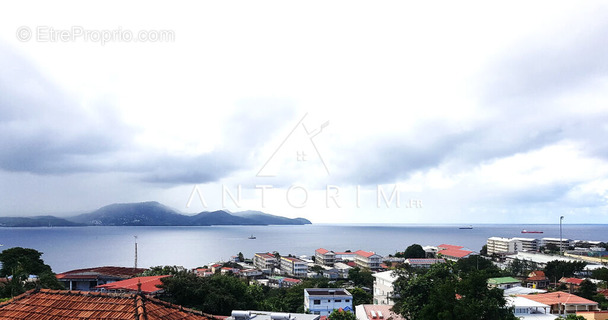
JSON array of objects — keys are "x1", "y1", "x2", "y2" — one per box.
[{"x1": 521, "y1": 230, "x2": 543, "y2": 234}]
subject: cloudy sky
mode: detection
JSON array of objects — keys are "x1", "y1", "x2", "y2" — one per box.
[{"x1": 1, "y1": 1, "x2": 607, "y2": 224}]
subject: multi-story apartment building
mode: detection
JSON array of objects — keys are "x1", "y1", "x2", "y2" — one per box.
[
  {"x1": 372, "y1": 270, "x2": 398, "y2": 305},
  {"x1": 253, "y1": 252, "x2": 277, "y2": 273},
  {"x1": 280, "y1": 256, "x2": 308, "y2": 277},
  {"x1": 304, "y1": 288, "x2": 353, "y2": 316},
  {"x1": 487, "y1": 237, "x2": 538, "y2": 255},
  {"x1": 541, "y1": 238, "x2": 571, "y2": 250},
  {"x1": 354, "y1": 250, "x2": 382, "y2": 270},
  {"x1": 315, "y1": 248, "x2": 336, "y2": 267}
]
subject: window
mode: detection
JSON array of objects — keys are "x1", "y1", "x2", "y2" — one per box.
[
  {"x1": 345, "y1": 299, "x2": 350, "y2": 302},
  {"x1": 335, "y1": 299, "x2": 341, "y2": 302},
  {"x1": 314, "y1": 300, "x2": 320, "y2": 305}
]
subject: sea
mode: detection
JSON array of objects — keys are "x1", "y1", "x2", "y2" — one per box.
[{"x1": 0, "y1": 224, "x2": 606, "y2": 273}]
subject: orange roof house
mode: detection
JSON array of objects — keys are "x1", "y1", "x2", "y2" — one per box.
[
  {"x1": 0, "y1": 289, "x2": 215, "y2": 320},
  {"x1": 95, "y1": 275, "x2": 170, "y2": 294},
  {"x1": 436, "y1": 244, "x2": 472, "y2": 261},
  {"x1": 519, "y1": 291, "x2": 599, "y2": 314}
]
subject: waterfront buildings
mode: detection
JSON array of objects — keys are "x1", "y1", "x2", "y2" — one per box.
[
  {"x1": 280, "y1": 256, "x2": 308, "y2": 277},
  {"x1": 354, "y1": 250, "x2": 383, "y2": 270},
  {"x1": 315, "y1": 248, "x2": 336, "y2": 267},
  {"x1": 487, "y1": 237, "x2": 538, "y2": 255},
  {"x1": 254, "y1": 253, "x2": 278, "y2": 273}
]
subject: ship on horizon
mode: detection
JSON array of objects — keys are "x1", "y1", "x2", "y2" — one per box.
[{"x1": 521, "y1": 230, "x2": 543, "y2": 234}]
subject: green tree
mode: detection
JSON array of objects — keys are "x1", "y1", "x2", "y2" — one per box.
[
  {"x1": 455, "y1": 255, "x2": 501, "y2": 277},
  {"x1": 328, "y1": 309, "x2": 356, "y2": 320},
  {"x1": 577, "y1": 279, "x2": 597, "y2": 300},
  {"x1": 392, "y1": 262, "x2": 516, "y2": 320},
  {"x1": 140, "y1": 265, "x2": 187, "y2": 276},
  {"x1": 350, "y1": 287, "x2": 372, "y2": 306},
  {"x1": 348, "y1": 267, "x2": 374, "y2": 287},
  {"x1": 238, "y1": 252, "x2": 245, "y2": 262},
  {"x1": 480, "y1": 245, "x2": 488, "y2": 256},
  {"x1": 543, "y1": 260, "x2": 586, "y2": 282},
  {"x1": 0, "y1": 247, "x2": 64, "y2": 298},
  {"x1": 403, "y1": 244, "x2": 426, "y2": 259},
  {"x1": 592, "y1": 268, "x2": 608, "y2": 282}
]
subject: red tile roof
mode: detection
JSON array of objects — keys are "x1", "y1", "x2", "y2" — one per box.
[
  {"x1": 355, "y1": 250, "x2": 377, "y2": 258},
  {"x1": 519, "y1": 291, "x2": 598, "y2": 306},
  {"x1": 316, "y1": 248, "x2": 329, "y2": 254},
  {"x1": 283, "y1": 278, "x2": 302, "y2": 283},
  {"x1": 56, "y1": 266, "x2": 146, "y2": 280},
  {"x1": 438, "y1": 248, "x2": 472, "y2": 258},
  {"x1": 529, "y1": 271, "x2": 546, "y2": 278},
  {"x1": 560, "y1": 277, "x2": 584, "y2": 285},
  {"x1": 95, "y1": 275, "x2": 170, "y2": 294},
  {"x1": 438, "y1": 244, "x2": 464, "y2": 250},
  {"x1": 0, "y1": 289, "x2": 214, "y2": 320}
]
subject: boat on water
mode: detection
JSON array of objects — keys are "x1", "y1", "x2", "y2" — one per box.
[
  {"x1": 521, "y1": 230, "x2": 543, "y2": 234},
  {"x1": 459, "y1": 225, "x2": 473, "y2": 229},
  {"x1": 248, "y1": 235, "x2": 256, "y2": 239}
]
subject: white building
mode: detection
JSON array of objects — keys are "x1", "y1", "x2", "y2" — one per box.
[
  {"x1": 334, "y1": 251, "x2": 356, "y2": 262},
  {"x1": 354, "y1": 250, "x2": 383, "y2": 270},
  {"x1": 487, "y1": 237, "x2": 538, "y2": 255},
  {"x1": 304, "y1": 288, "x2": 352, "y2": 316},
  {"x1": 541, "y1": 237, "x2": 571, "y2": 250},
  {"x1": 404, "y1": 258, "x2": 445, "y2": 268},
  {"x1": 505, "y1": 296, "x2": 553, "y2": 320},
  {"x1": 281, "y1": 256, "x2": 308, "y2": 278},
  {"x1": 229, "y1": 310, "x2": 320, "y2": 320},
  {"x1": 315, "y1": 248, "x2": 336, "y2": 267},
  {"x1": 254, "y1": 253, "x2": 277, "y2": 273},
  {"x1": 372, "y1": 270, "x2": 398, "y2": 305},
  {"x1": 355, "y1": 304, "x2": 404, "y2": 320}
]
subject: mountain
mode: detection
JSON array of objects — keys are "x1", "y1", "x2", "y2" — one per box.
[
  {"x1": 66, "y1": 201, "x2": 311, "y2": 226},
  {"x1": 0, "y1": 216, "x2": 84, "y2": 227}
]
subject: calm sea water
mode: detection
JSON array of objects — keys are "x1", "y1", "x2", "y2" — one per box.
[{"x1": 0, "y1": 224, "x2": 606, "y2": 273}]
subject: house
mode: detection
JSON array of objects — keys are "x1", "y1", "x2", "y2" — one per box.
[
  {"x1": 228, "y1": 310, "x2": 320, "y2": 320},
  {"x1": 519, "y1": 291, "x2": 600, "y2": 314},
  {"x1": 487, "y1": 277, "x2": 521, "y2": 290},
  {"x1": 404, "y1": 258, "x2": 445, "y2": 268},
  {"x1": 355, "y1": 304, "x2": 405, "y2": 320},
  {"x1": 503, "y1": 286, "x2": 547, "y2": 296},
  {"x1": 95, "y1": 275, "x2": 169, "y2": 294},
  {"x1": 505, "y1": 296, "x2": 553, "y2": 320},
  {"x1": 253, "y1": 253, "x2": 277, "y2": 273},
  {"x1": 354, "y1": 250, "x2": 382, "y2": 270},
  {"x1": 333, "y1": 262, "x2": 352, "y2": 278},
  {"x1": 0, "y1": 288, "x2": 214, "y2": 319},
  {"x1": 194, "y1": 268, "x2": 214, "y2": 277},
  {"x1": 55, "y1": 266, "x2": 146, "y2": 291},
  {"x1": 267, "y1": 276, "x2": 302, "y2": 288},
  {"x1": 315, "y1": 248, "x2": 336, "y2": 267},
  {"x1": 221, "y1": 267, "x2": 240, "y2": 275},
  {"x1": 334, "y1": 251, "x2": 356, "y2": 262},
  {"x1": 239, "y1": 269, "x2": 263, "y2": 278},
  {"x1": 560, "y1": 277, "x2": 585, "y2": 291},
  {"x1": 372, "y1": 270, "x2": 398, "y2": 305},
  {"x1": 281, "y1": 256, "x2": 308, "y2": 277},
  {"x1": 437, "y1": 244, "x2": 473, "y2": 261},
  {"x1": 210, "y1": 264, "x2": 223, "y2": 273},
  {"x1": 526, "y1": 270, "x2": 549, "y2": 289},
  {"x1": 304, "y1": 288, "x2": 353, "y2": 316},
  {"x1": 577, "y1": 311, "x2": 608, "y2": 320}
]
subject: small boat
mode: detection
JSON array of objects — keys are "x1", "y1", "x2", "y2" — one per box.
[
  {"x1": 459, "y1": 225, "x2": 473, "y2": 229},
  {"x1": 248, "y1": 235, "x2": 256, "y2": 239},
  {"x1": 521, "y1": 230, "x2": 543, "y2": 233}
]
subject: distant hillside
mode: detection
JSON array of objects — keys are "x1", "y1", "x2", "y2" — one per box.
[
  {"x1": 66, "y1": 201, "x2": 311, "y2": 226},
  {"x1": 0, "y1": 216, "x2": 84, "y2": 227}
]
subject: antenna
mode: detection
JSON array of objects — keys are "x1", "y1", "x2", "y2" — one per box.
[{"x1": 134, "y1": 235, "x2": 138, "y2": 269}]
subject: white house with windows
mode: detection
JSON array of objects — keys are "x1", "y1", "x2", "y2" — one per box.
[
  {"x1": 372, "y1": 270, "x2": 398, "y2": 305},
  {"x1": 280, "y1": 256, "x2": 308, "y2": 277},
  {"x1": 304, "y1": 288, "x2": 353, "y2": 316},
  {"x1": 354, "y1": 250, "x2": 382, "y2": 270}
]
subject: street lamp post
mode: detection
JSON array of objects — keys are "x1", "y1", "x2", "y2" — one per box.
[{"x1": 559, "y1": 216, "x2": 564, "y2": 256}]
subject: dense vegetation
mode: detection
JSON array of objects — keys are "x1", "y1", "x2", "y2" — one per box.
[{"x1": 0, "y1": 247, "x2": 64, "y2": 298}]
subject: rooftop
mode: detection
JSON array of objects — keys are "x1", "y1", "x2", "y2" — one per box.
[
  {"x1": 229, "y1": 310, "x2": 319, "y2": 320},
  {"x1": 316, "y1": 248, "x2": 330, "y2": 254},
  {"x1": 438, "y1": 244, "x2": 464, "y2": 250},
  {"x1": 488, "y1": 277, "x2": 520, "y2": 285},
  {"x1": 96, "y1": 275, "x2": 170, "y2": 294},
  {"x1": 372, "y1": 270, "x2": 398, "y2": 283},
  {"x1": 0, "y1": 289, "x2": 213, "y2": 320},
  {"x1": 56, "y1": 266, "x2": 146, "y2": 280},
  {"x1": 519, "y1": 291, "x2": 599, "y2": 306},
  {"x1": 354, "y1": 250, "x2": 379, "y2": 258},
  {"x1": 255, "y1": 253, "x2": 276, "y2": 259},
  {"x1": 358, "y1": 304, "x2": 404, "y2": 320},
  {"x1": 559, "y1": 277, "x2": 585, "y2": 285},
  {"x1": 405, "y1": 258, "x2": 445, "y2": 265},
  {"x1": 304, "y1": 288, "x2": 351, "y2": 296},
  {"x1": 438, "y1": 248, "x2": 473, "y2": 258}
]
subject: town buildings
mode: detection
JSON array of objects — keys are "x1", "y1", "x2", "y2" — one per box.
[
  {"x1": 315, "y1": 248, "x2": 336, "y2": 267},
  {"x1": 55, "y1": 266, "x2": 146, "y2": 291},
  {"x1": 304, "y1": 288, "x2": 353, "y2": 316},
  {"x1": 254, "y1": 253, "x2": 278, "y2": 273},
  {"x1": 354, "y1": 250, "x2": 383, "y2": 270},
  {"x1": 280, "y1": 256, "x2": 308, "y2": 277},
  {"x1": 486, "y1": 237, "x2": 538, "y2": 255}
]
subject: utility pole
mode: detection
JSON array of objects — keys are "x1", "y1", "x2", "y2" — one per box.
[
  {"x1": 559, "y1": 216, "x2": 564, "y2": 256},
  {"x1": 134, "y1": 235, "x2": 138, "y2": 269}
]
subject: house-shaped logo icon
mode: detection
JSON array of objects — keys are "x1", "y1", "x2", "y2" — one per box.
[{"x1": 256, "y1": 113, "x2": 330, "y2": 178}]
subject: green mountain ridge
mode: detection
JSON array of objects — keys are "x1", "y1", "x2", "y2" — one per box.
[{"x1": 0, "y1": 202, "x2": 312, "y2": 227}]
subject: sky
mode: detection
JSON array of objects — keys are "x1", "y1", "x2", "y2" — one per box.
[{"x1": 1, "y1": 1, "x2": 608, "y2": 224}]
